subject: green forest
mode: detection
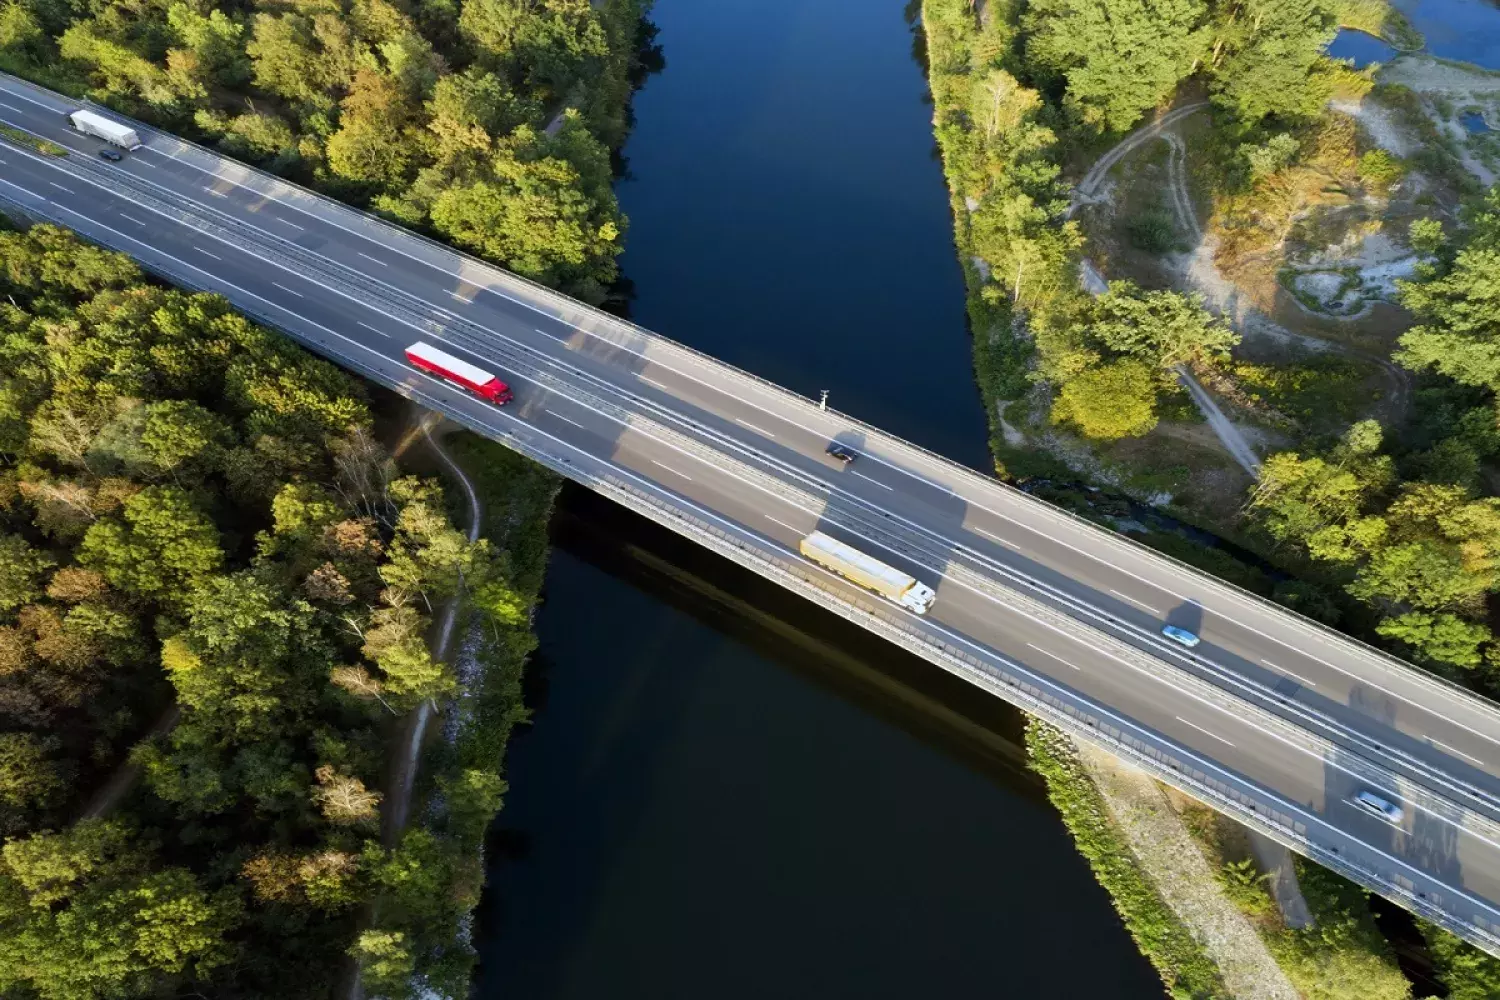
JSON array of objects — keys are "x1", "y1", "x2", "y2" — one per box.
[
  {"x1": 0, "y1": 0, "x2": 653, "y2": 995},
  {"x1": 0, "y1": 0, "x2": 650, "y2": 302},
  {"x1": 0, "y1": 221, "x2": 563, "y2": 999}
]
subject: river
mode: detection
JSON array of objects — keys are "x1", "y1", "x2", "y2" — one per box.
[{"x1": 470, "y1": 2, "x2": 1165, "y2": 997}]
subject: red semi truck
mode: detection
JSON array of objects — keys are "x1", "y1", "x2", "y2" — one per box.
[{"x1": 404, "y1": 341, "x2": 513, "y2": 404}]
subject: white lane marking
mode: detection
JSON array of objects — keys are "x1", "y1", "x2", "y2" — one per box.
[
  {"x1": 0, "y1": 101, "x2": 24, "y2": 113},
  {"x1": 1235, "y1": 617, "x2": 1500, "y2": 748},
  {"x1": 640, "y1": 375, "x2": 669, "y2": 390},
  {"x1": 1026, "y1": 643, "x2": 1080, "y2": 670},
  {"x1": 20, "y1": 112, "x2": 1408, "y2": 716},
  {"x1": 13, "y1": 180, "x2": 1500, "y2": 901},
  {"x1": 651, "y1": 460, "x2": 691, "y2": 481},
  {"x1": 207, "y1": 188, "x2": 227, "y2": 198},
  {"x1": 358, "y1": 252, "x2": 387, "y2": 266},
  {"x1": 971, "y1": 524, "x2": 1016, "y2": 548},
  {"x1": 48, "y1": 181, "x2": 72, "y2": 193},
  {"x1": 552, "y1": 413, "x2": 584, "y2": 430},
  {"x1": 1431, "y1": 738, "x2": 1485, "y2": 768},
  {"x1": 118, "y1": 213, "x2": 145, "y2": 225},
  {"x1": 1177, "y1": 715, "x2": 1235, "y2": 747},
  {"x1": 195, "y1": 247, "x2": 220, "y2": 260},
  {"x1": 277, "y1": 217, "x2": 304, "y2": 230},
  {"x1": 765, "y1": 515, "x2": 802, "y2": 533},
  {"x1": 850, "y1": 470, "x2": 893, "y2": 491},
  {"x1": 735, "y1": 417, "x2": 775, "y2": 438},
  {"x1": 1262, "y1": 660, "x2": 1317, "y2": 689},
  {"x1": 356, "y1": 321, "x2": 390, "y2": 338},
  {"x1": 271, "y1": 281, "x2": 303, "y2": 298},
  {"x1": 1110, "y1": 589, "x2": 1161, "y2": 615},
  {"x1": 14, "y1": 177, "x2": 1500, "y2": 910},
  {"x1": 13, "y1": 141, "x2": 1490, "y2": 772},
  {"x1": 448, "y1": 289, "x2": 474, "y2": 303}
]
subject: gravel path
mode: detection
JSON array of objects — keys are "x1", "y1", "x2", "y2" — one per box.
[{"x1": 1077, "y1": 742, "x2": 1302, "y2": 1000}]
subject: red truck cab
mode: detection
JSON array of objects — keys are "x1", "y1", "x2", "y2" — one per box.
[{"x1": 404, "y1": 341, "x2": 512, "y2": 404}]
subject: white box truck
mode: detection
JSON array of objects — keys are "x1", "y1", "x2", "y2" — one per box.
[
  {"x1": 799, "y1": 531, "x2": 936, "y2": 614},
  {"x1": 67, "y1": 110, "x2": 142, "y2": 151}
]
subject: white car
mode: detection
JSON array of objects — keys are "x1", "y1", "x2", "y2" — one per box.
[{"x1": 1352, "y1": 789, "x2": 1404, "y2": 824}]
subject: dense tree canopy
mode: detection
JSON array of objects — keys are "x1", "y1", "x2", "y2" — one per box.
[
  {"x1": 0, "y1": 226, "x2": 527, "y2": 998},
  {"x1": 1024, "y1": 0, "x2": 1209, "y2": 133},
  {"x1": 0, "y1": 0, "x2": 646, "y2": 303}
]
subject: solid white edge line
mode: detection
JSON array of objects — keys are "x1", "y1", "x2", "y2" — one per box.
[
  {"x1": 19, "y1": 93, "x2": 1475, "y2": 746},
  {"x1": 14, "y1": 138, "x2": 1500, "y2": 803},
  {"x1": 9, "y1": 160, "x2": 1500, "y2": 919}
]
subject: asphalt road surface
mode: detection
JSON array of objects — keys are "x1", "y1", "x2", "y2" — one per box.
[{"x1": 5, "y1": 73, "x2": 1500, "y2": 952}]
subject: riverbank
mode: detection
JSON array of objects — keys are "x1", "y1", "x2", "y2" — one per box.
[{"x1": 917, "y1": 0, "x2": 1427, "y2": 996}]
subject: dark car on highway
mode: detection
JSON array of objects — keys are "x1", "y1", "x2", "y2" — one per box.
[
  {"x1": 98, "y1": 148, "x2": 123, "y2": 161},
  {"x1": 826, "y1": 443, "x2": 857, "y2": 465}
]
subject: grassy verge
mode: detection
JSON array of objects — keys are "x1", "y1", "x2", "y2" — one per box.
[
  {"x1": 0, "y1": 123, "x2": 65, "y2": 156},
  {"x1": 1181, "y1": 803, "x2": 1410, "y2": 1000},
  {"x1": 1026, "y1": 721, "x2": 1232, "y2": 999},
  {"x1": 360, "y1": 433, "x2": 560, "y2": 997}
]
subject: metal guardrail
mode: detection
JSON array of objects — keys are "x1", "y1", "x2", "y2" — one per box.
[
  {"x1": 8, "y1": 113, "x2": 1500, "y2": 955},
  {"x1": 38, "y1": 146, "x2": 1494, "y2": 819},
  {"x1": 25, "y1": 71, "x2": 1495, "y2": 721}
]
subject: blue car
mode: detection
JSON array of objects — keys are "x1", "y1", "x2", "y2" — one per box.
[{"x1": 1161, "y1": 625, "x2": 1200, "y2": 648}]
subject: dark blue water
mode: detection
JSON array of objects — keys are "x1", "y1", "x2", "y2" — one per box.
[
  {"x1": 1328, "y1": 30, "x2": 1398, "y2": 67},
  {"x1": 1462, "y1": 111, "x2": 1490, "y2": 133},
  {"x1": 469, "y1": 1, "x2": 1166, "y2": 998},
  {"x1": 1330, "y1": 0, "x2": 1500, "y2": 69},
  {"x1": 1393, "y1": 0, "x2": 1500, "y2": 68},
  {"x1": 611, "y1": 0, "x2": 991, "y2": 470}
]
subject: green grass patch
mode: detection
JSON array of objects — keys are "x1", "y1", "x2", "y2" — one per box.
[
  {"x1": 1228, "y1": 356, "x2": 1377, "y2": 428},
  {"x1": 1026, "y1": 721, "x2": 1232, "y2": 1000},
  {"x1": 0, "y1": 124, "x2": 65, "y2": 156},
  {"x1": 1181, "y1": 804, "x2": 1411, "y2": 1000}
]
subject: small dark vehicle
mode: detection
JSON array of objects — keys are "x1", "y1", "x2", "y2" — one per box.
[
  {"x1": 98, "y1": 148, "x2": 123, "y2": 161},
  {"x1": 826, "y1": 443, "x2": 857, "y2": 465}
]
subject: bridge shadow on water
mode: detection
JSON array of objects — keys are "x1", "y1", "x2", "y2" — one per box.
[{"x1": 469, "y1": 486, "x2": 1169, "y2": 1000}]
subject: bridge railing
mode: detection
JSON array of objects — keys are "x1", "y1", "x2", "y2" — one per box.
[
  {"x1": 0, "y1": 67, "x2": 1471, "y2": 718},
  {"x1": 63, "y1": 73, "x2": 1500, "y2": 718},
  {"x1": 6, "y1": 178, "x2": 1500, "y2": 956}
]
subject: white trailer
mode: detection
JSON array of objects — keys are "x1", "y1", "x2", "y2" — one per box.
[
  {"x1": 67, "y1": 110, "x2": 142, "y2": 151},
  {"x1": 799, "y1": 531, "x2": 936, "y2": 614}
]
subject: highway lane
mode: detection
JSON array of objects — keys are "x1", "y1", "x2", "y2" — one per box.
[
  {"x1": 5, "y1": 77, "x2": 1490, "y2": 792},
  {"x1": 8, "y1": 85, "x2": 1496, "y2": 808},
  {"x1": 8, "y1": 81, "x2": 1500, "y2": 944},
  {"x1": 11, "y1": 115, "x2": 1500, "y2": 803}
]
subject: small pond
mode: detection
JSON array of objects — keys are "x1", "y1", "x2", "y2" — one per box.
[{"x1": 1328, "y1": 29, "x2": 1398, "y2": 68}]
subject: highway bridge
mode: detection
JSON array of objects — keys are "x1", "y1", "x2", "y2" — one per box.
[{"x1": 5, "y1": 71, "x2": 1500, "y2": 955}]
